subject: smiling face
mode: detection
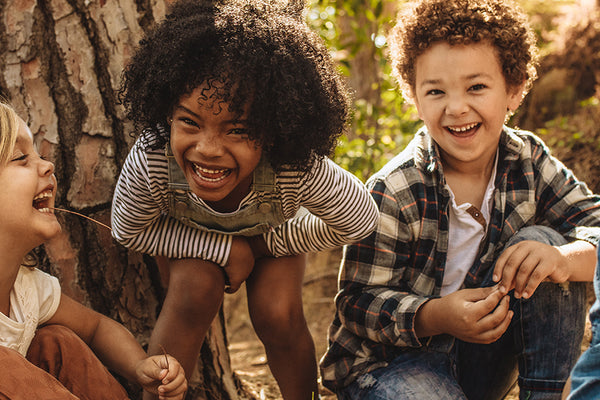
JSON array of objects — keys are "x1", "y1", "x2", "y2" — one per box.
[
  {"x1": 0, "y1": 117, "x2": 60, "y2": 252},
  {"x1": 412, "y1": 41, "x2": 524, "y2": 174},
  {"x1": 169, "y1": 82, "x2": 263, "y2": 212}
]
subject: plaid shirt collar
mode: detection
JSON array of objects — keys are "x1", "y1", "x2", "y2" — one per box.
[{"x1": 414, "y1": 125, "x2": 525, "y2": 178}]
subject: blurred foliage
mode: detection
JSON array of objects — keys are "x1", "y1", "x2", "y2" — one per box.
[
  {"x1": 307, "y1": 0, "x2": 421, "y2": 181},
  {"x1": 518, "y1": 0, "x2": 579, "y2": 55},
  {"x1": 306, "y1": 0, "x2": 581, "y2": 181},
  {"x1": 537, "y1": 96, "x2": 600, "y2": 150}
]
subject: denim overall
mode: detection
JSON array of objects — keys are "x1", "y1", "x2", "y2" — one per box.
[{"x1": 165, "y1": 145, "x2": 286, "y2": 236}]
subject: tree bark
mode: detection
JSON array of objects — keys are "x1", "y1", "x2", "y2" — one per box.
[{"x1": 0, "y1": 1, "x2": 246, "y2": 398}]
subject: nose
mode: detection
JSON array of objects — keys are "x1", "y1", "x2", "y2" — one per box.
[
  {"x1": 195, "y1": 131, "x2": 225, "y2": 158},
  {"x1": 39, "y1": 156, "x2": 55, "y2": 177},
  {"x1": 445, "y1": 93, "x2": 469, "y2": 117}
]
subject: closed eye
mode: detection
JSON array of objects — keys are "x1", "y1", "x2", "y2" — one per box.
[
  {"x1": 11, "y1": 153, "x2": 28, "y2": 162},
  {"x1": 229, "y1": 128, "x2": 250, "y2": 139},
  {"x1": 180, "y1": 117, "x2": 199, "y2": 127}
]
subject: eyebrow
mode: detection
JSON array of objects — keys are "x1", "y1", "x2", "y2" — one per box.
[
  {"x1": 173, "y1": 105, "x2": 248, "y2": 124},
  {"x1": 419, "y1": 73, "x2": 494, "y2": 87}
]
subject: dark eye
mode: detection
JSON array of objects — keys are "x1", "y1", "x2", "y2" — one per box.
[
  {"x1": 426, "y1": 89, "x2": 443, "y2": 96},
  {"x1": 470, "y1": 84, "x2": 487, "y2": 91}
]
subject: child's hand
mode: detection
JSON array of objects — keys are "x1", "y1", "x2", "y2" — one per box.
[
  {"x1": 418, "y1": 285, "x2": 512, "y2": 344},
  {"x1": 224, "y1": 236, "x2": 256, "y2": 293},
  {"x1": 135, "y1": 355, "x2": 187, "y2": 400},
  {"x1": 493, "y1": 240, "x2": 569, "y2": 299}
]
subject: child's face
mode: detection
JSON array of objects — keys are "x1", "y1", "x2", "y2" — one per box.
[
  {"x1": 0, "y1": 118, "x2": 60, "y2": 249},
  {"x1": 169, "y1": 83, "x2": 262, "y2": 211},
  {"x1": 412, "y1": 41, "x2": 524, "y2": 172}
]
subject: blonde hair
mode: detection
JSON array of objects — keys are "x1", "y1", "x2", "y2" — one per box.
[{"x1": 0, "y1": 99, "x2": 20, "y2": 166}]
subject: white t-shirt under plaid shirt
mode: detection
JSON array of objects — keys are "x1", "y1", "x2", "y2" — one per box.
[{"x1": 321, "y1": 126, "x2": 600, "y2": 391}]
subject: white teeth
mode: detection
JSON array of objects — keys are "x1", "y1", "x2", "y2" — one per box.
[
  {"x1": 194, "y1": 164, "x2": 227, "y2": 174},
  {"x1": 193, "y1": 163, "x2": 229, "y2": 182},
  {"x1": 448, "y1": 123, "x2": 478, "y2": 132},
  {"x1": 33, "y1": 190, "x2": 53, "y2": 201},
  {"x1": 37, "y1": 208, "x2": 52, "y2": 213}
]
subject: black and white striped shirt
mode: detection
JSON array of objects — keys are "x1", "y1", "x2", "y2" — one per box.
[{"x1": 111, "y1": 138, "x2": 379, "y2": 266}]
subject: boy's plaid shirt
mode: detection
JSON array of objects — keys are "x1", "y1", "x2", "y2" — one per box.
[{"x1": 321, "y1": 126, "x2": 600, "y2": 390}]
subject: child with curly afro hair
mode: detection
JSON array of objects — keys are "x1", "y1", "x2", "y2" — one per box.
[
  {"x1": 111, "y1": 0, "x2": 379, "y2": 398},
  {"x1": 321, "y1": 0, "x2": 600, "y2": 399}
]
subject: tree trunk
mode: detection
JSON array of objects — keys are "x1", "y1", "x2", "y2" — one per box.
[{"x1": 0, "y1": 1, "x2": 246, "y2": 398}]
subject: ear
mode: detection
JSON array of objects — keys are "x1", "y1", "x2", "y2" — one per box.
[
  {"x1": 407, "y1": 89, "x2": 424, "y2": 120},
  {"x1": 507, "y1": 81, "x2": 527, "y2": 113}
]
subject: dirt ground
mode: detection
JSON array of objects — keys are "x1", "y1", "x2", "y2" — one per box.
[{"x1": 224, "y1": 248, "x2": 592, "y2": 400}]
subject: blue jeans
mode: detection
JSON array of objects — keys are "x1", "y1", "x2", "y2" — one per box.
[
  {"x1": 567, "y1": 245, "x2": 600, "y2": 399},
  {"x1": 338, "y1": 226, "x2": 587, "y2": 400}
]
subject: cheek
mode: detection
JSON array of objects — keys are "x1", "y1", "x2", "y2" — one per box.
[{"x1": 170, "y1": 133, "x2": 189, "y2": 158}]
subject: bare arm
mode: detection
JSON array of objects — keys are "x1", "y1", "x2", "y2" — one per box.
[{"x1": 47, "y1": 294, "x2": 187, "y2": 399}]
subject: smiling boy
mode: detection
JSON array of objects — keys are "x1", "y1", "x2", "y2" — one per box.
[{"x1": 321, "y1": 1, "x2": 600, "y2": 399}]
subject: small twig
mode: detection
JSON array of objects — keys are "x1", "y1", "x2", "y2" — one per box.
[
  {"x1": 51, "y1": 207, "x2": 112, "y2": 231},
  {"x1": 158, "y1": 344, "x2": 170, "y2": 369}
]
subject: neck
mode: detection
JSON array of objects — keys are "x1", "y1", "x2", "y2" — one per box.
[
  {"x1": 441, "y1": 151, "x2": 496, "y2": 180},
  {"x1": 0, "y1": 236, "x2": 31, "y2": 307}
]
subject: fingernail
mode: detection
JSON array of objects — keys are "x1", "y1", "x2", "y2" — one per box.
[
  {"x1": 499, "y1": 286, "x2": 506, "y2": 294},
  {"x1": 522, "y1": 291, "x2": 529, "y2": 299},
  {"x1": 493, "y1": 274, "x2": 498, "y2": 282}
]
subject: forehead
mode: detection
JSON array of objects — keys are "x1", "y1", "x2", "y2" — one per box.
[
  {"x1": 178, "y1": 81, "x2": 249, "y2": 118},
  {"x1": 15, "y1": 119, "x2": 34, "y2": 145},
  {"x1": 416, "y1": 41, "x2": 503, "y2": 82}
]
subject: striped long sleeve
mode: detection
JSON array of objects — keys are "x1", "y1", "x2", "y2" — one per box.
[{"x1": 111, "y1": 138, "x2": 379, "y2": 266}]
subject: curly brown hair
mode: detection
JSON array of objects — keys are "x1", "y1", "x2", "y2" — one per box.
[
  {"x1": 388, "y1": 0, "x2": 538, "y2": 100},
  {"x1": 119, "y1": 0, "x2": 350, "y2": 172}
]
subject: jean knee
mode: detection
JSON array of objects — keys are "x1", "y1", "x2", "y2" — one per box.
[
  {"x1": 506, "y1": 225, "x2": 568, "y2": 247},
  {"x1": 339, "y1": 353, "x2": 465, "y2": 400}
]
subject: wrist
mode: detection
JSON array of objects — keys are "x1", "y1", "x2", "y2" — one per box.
[{"x1": 415, "y1": 298, "x2": 443, "y2": 338}]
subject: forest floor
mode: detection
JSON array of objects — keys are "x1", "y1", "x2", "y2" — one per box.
[{"x1": 222, "y1": 248, "x2": 593, "y2": 400}]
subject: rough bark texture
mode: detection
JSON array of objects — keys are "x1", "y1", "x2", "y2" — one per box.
[{"x1": 0, "y1": 1, "x2": 245, "y2": 398}]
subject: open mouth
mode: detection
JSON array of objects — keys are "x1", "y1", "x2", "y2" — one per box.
[
  {"x1": 446, "y1": 122, "x2": 481, "y2": 136},
  {"x1": 193, "y1": 163, "x2": 231, "y2": 183},
  {"x1": 33, "y1": 190, "x2": 53, "y2": 213}
]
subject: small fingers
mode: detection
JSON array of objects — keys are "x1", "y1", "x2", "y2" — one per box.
[
  {"x1": 494, "y1": 245, "x2": 519, "y2": 294},
  {"x1": 478, "y1": 295, "x2": 510, "y2": 327},
  {"x1": 475, "y1": 309, "x2": 513, "y2": 344},
  {"x1": 472, "y1": 296, "x2": 512, "y2": 343},
  {"x1": 517, "y1": 260, "x2": 551, "y2": 299},
  {"x1": 225, "y1": 284, "x2": 240, "y2": 294},
  {"x1": 225, "y1": 276, "x2": 242, "y2": 293},
  {"x1": 511, "y1": 253, "x2": 540, "y2": 298},
  {"x1": 473, "y1": 286, "x2": 504, "y2": 316}
]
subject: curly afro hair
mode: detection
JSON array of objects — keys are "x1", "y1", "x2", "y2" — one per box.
[
  {"x1": 388, "y1": 0, "x2": 539, "y2": 101},
  {"x1": 119, "y1": 0, "x2": 351, "y2": 172}
]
